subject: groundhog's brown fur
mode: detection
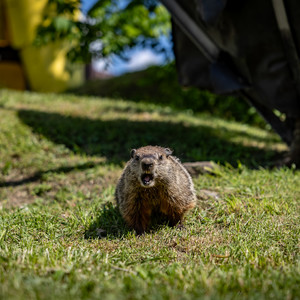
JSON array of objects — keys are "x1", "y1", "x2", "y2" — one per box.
[{"x1": 115, "y1": 146, "x2": 196, "y2": 234}]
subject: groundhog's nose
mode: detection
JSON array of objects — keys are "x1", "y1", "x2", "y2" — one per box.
[{"x1": 141, "y1": 159, "x2": 154, "y2": 171}]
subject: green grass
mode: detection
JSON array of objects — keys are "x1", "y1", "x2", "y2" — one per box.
[
  {"x1": 71, "y1": 64, "x2": 266, "y2": 128},
  {"x1": 0, "y1": 89, "x2": 299, "y2": 300}
]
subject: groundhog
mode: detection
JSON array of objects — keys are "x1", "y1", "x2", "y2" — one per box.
[{"x1": 115, "y1": 146, "x2": 196, "y2": 234}]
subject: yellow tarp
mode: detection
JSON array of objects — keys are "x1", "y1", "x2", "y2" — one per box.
[{"x1": 3, "y1": 0, "x2": 83, "y2": 92}]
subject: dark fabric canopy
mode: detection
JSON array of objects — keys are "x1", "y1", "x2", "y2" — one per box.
[{"x1": 162, "y1": 0, "x2": 300, "y2": 145}]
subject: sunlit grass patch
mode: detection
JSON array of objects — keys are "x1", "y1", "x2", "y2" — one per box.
[{"x1": 0, "y1": 89, "x2": 299, "y2": 300}]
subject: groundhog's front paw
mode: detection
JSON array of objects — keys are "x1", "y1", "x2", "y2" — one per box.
[
  {"x1": 133, "y1": 224, "x2": 148, "y2": 235},
  {"x1": 175, "y1": 222, "x2": 185, "y2": 230},
  {"x1": 134, "y1": 229, "x2": 146, "y2": 236}
]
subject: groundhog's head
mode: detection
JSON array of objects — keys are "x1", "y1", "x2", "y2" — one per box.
[{"x1": 129, "y1": 146, "x2": 173, "y2": 188}]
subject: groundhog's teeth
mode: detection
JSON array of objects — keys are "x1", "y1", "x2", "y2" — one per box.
[{"x1": 141, "y1": 174, "x2": 153, "y2": 184}]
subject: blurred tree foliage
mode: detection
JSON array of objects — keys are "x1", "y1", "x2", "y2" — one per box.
[{"x1": 35, "y1": 0, "x2": 171, "y2": 63}]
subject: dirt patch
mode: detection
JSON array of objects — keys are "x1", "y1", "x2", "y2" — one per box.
[{"x1": 0, "y1": 164, "x2": 122, "y2": 208}]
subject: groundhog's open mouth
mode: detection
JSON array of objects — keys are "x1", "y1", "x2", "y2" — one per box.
[{"x1": 141, "y1": 173, "x2": 154, "y2": 186}]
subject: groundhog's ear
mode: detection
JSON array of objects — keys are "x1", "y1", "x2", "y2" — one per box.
[
  {"x1": 130, "y1": 149, "x2": 136, "y2": 158},
  {"x1": 164, "y1": 148, "x2": 172, "y2": 157}
]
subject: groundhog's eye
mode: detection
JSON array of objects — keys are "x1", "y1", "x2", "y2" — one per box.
[
  {"x1": 135, "y1": 155, "x2": 140, "y2": 161},
  {"x1": 159, "y1": 155, "x2": 163, "y2": 160}
]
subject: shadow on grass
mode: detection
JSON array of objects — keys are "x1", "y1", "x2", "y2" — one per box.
[
  {"x1": 0, "y1": 162, "x2": 101, "y2": 188},
  {"x1": 17, "y1": 109, "x2": 279, "y2": 167},
  {"x1": 84, "y1": 202, "x2": 130, "y2": 239},
  {"x1": 84, "y1": 202, "x2": 187, "y2": 239}
]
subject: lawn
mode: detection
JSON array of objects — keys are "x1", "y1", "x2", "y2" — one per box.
[{"x1": 0, "y1": 89, "x2": 299, "y2": 300}]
